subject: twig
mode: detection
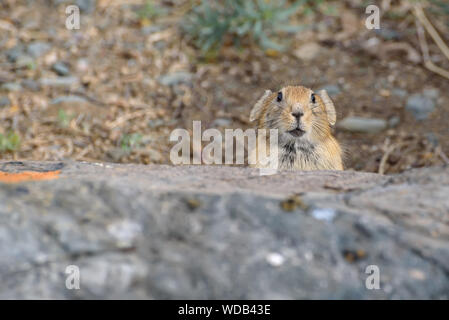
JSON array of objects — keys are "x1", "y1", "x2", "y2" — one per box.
[
  {"x1": 436, "y1": 146, "x2": 449, "y2": 165},
  {"x1": 413, "y1": 4, "x2": 449, "y2": 80},
  {"x1": 414, "y1": 4, "x2": 449, "y2": 61},
  {"x1": 379, "y1": 142, "x2": 403, "y2": 175}
]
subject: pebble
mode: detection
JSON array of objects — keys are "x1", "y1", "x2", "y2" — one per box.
[
  {"x1": 15, "y1": 55, "x2": 35, "y2": 68},
  {"x1": 158, "y1": 72, "x2": 193, "y2": 86},
  {"x1": 338, "y1": 116, "x2": 387, "y2": 133},
  {"x1": 51, "y1": 95, "x2": 87, "y2": 105},
  {"x1": 294, "y1": 42, "x2": 322, "y2": 61},
  {"x1": 388, "y1": 116, "x2": 400, "y2": 128},
  {"x1": 51, "y1": 62, "x2": 70, "y2": 76},
  {"x1": 27, "y1": 41, "x2": 51, "y2": 58},
  {"x1": 39, "y1": 76, "x2": 79, "y2": 88},
  {"x1": 392, "y1": 88, "x2": 407, "y2": 98},
  {"x1": 422, "y1": 88, "x2": 439, "y2": 100},
  {"x1": 1, "y1": 82, "x2": 22, "y2": 92},
  {"x1": 0, "y1": 97, "x2": 11, "y2": 108},
  {"x1": 21, "y1": 79, "x2": 41, "y2": 91},
  {"x1": 141, "y1": 25, "x2": 164, "y2": 35},
  {"x1": 76, "y1": 0, "x2": 97, "y2": 13},
  {"x1": 5, "y1": 46, "x2": 23, "y2": 63},
  {"x1": 406, "y1": 93, "x2": 436, "y2": 121}
]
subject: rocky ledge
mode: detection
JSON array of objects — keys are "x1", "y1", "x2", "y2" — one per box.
[{"x1": 0, "y1": 161, "x2": 448, "y2": 299}]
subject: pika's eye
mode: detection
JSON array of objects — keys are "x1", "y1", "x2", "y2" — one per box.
[
  {"x1": 277, "y1": 91, "x2": 282, "y2": 102},
  {"x1": 311, "y1": 93, "x2": 316, "y2": 104}
]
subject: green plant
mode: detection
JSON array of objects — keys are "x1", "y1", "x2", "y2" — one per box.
[
  {"x1": 0, "y1": 132, "x2": 20, "y2": 152},
  {"x1": 120, "y1": 133, "x2": 143, "y2": 152},
  {"x1": 137, "y1": 0, "x2": 167, "y2": 21},
  {"x1": 183, "y1": 0, "x2": 307, "y2": 54},
  {"x1": 58, "y1": 109, "x2": 75, "y2": 128}
]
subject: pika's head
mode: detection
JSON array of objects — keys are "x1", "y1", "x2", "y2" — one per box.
[{"x1": 249, "y1": 85, "x2": 337, "y2": 143}]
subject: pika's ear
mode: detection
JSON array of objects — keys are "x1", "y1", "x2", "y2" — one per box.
[
  {"x1": 318, "y1": 89, "x2": 336, "y2": 126},
  {"x1": 249, "y1": 90, "x2": 272, "y2": 122}
]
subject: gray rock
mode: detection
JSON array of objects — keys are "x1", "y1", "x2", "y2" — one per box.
[
  {"x1": 1, "y1": 82, "x2": 22, "y2": 92},
  {"x1": 423, "y1": 88, "x2": 439, "y2": 100},
  {"x1": 158, "y1": 72, "x2": 193, "y2": 86},
  {"x1": 318, "y1": 84, "x2": 341, "y2": 96},
  {"x1": 0, "y1": 97, "x2": 11, "y2": 108},
  {"x1": 76, "y1": 0, "x2": 96, "y2": 13},
  {"x1": 51, "y1": 62, "x2": 70, "y2": 76},
  {"x1": 21, "y1": 79, "x2": 41, "y2": 91},
  {"x1": 406, "y1": 94, "x2": 436, "y2": 121},
  {"x1": 51, "y1": 95, "x2": 87, "y2": 105},
  {"x1": 0, "y1": 161, "x2": 448, "y2": 299},
  {"x1": 5, "y1": 46, "x2": 24, "y2": 63},
  {"x1": 338, "y1": 116, "x2": 387, "y2": 133},
  {"x1": 27, "y1": 42, "x2": 51, "y2": 58},
  {"x1": 39, "y1": 76, "x2": 79, "y2": 88},
  {"x1": 375, "y1": 28, "x2": 402, "y2": 40},
  {"x1": 15, "y1": 55, "x2": 35, "y2": 68},
  {"x1": 141, "y1": 25, "x2": 164, "y2": 35},
  {"x1": 388, "y1": 116, "x2": 400, "y2": 128},
  {"x1": 392, "y1": 88, "x2": 407, "y2": 98},
  {"x1": 424, "y1": 132, "x2": 439, "y2": 147}
]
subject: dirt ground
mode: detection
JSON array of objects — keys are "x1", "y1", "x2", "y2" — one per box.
[{"x1": 1, "y1": 0, "x2": 448, "y2": 174}]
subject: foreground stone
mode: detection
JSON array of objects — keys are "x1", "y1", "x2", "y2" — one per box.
[{"x1": 0, "y1": 161, "x2": 448, "y2": 299}]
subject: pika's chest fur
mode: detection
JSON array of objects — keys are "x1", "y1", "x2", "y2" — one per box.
[{"x1": 276, "y1": 138, "x2": 342, "y2": 170}]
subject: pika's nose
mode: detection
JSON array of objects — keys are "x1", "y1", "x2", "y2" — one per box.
[{"x1": 291, "y1": 111, "x2": 303, "y2": 120}]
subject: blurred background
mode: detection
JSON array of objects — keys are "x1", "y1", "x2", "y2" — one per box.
[{"x1": 0, "y1": 0, "x2": 448, "y2": 173}]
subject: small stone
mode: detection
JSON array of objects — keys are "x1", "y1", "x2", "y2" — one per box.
[
  {"x1": 51, "y1": 62, "x2": 70, "y2": 76},
  {"x1": 147, "y1": 119, "x2": 166, "y2": 128},
  {"x1": 76, "y1": 0, "x2": 96, "y2": 13},
  {"x1": 388, "y1": 116, "x2": 400, "y2": 128},
  {"x1": 27, "y1": 41, "x2": 51, "y2": 58},
  {"x1": 318, "y1": 84, "x2": 341, "y2": 96},
  {"x1": 5, "y1": 46, "x2": 24, "y2": 63},
  {"x1": 392, "y1": 88, "x2": 407, "y2": 98},
  {"x1": 1, "y1": 82, "x2": 22, "y2": 92},
  {"x1": 422, "y1": 88, "x2": 439, "y2": 100},
  {"x1": 148, "y1": 149, "x2": 163, "y2": 162},
  {"x1": 76, "y1": 58, "x2": 89, "y2": 72},
  {"x1": 51, "y1": 95, "x2": 87, "y2": 105},
  {"x1": 0, "y1": 97, "x2": 11, "y2": 108},
  {"x1": 375, "y1": 28, "x2": 402, "y2": 40},
  {"x1": 294, "y1": 42, "x2": 322, "y2": 61},
  {"x1": 39, "y1": 76, "x2": 79, "y2": 88},
  {"x1": 15, "y1": 55, "x2": 34, "y2": 68},
  {"x1": 338, "y1": 117, "x2": 387, "y2": 133},
  {"x1": 424, "y1": 132, "x2": 439, "y2": 147},
  {"x1": 158, "y1": 72, "x2": 193, "y2": 86},
  {"x1": 21, "y1": 79, "x2": 41, "y2": 91},
  {"x1": 406, "y1": 94, "x2": 436, "y2": 121},
  {"x1": 141, "y1": 25, "x2": 164, "y2": 35}
]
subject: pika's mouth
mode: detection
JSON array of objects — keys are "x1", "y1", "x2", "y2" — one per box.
[{"x1": 288, "y1": 128, "x2": 305, "y2": 137}]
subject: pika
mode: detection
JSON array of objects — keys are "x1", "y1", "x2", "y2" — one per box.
[{"x1": 249, "y1": 85, "x2": 343, "y2": 171}]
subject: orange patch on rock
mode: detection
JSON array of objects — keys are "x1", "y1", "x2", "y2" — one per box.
[{"x1": 0, "y1": 170, "x2": 60, "y2": 183}]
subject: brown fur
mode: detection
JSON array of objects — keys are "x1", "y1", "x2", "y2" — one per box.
[{"x1": 249, "y1": 85, "x2": 343, "y2": 171}]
